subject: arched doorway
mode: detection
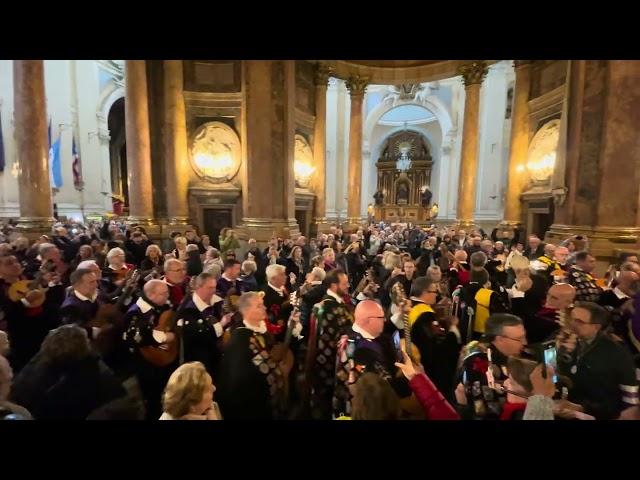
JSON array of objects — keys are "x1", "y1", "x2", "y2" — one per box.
[{"x1": 107, "y1": 97, "x2": 128, "y2": 215}]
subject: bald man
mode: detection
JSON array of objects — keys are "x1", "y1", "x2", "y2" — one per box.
[
  {"x1": 524, "y1": 283, "x2": 576, "y2": 344},
  {"x1": 123, "y1": 279, "x2": 174, "y2": 419},
  {"x1": 332, "y1": 300, "x2": 412, "y2": 418}
]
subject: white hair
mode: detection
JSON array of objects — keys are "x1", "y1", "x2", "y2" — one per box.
[
  {"x1": 106, "y1": 247, "x2": 125, "y2": 260},
  {"x1": 242, "y1": 260, "x2": 257, "y2": 274},
  {"x1": 186, "y1": 244, "x2": 199, "y2": 253},
  {"x1": 164, "y1": 258, "x2": 183, "y2": 271},
  {"x1": 38, "y1": 242, "x2": 57, "y2": 257},
  {"x1": 311, "y1": 267, "x2": 326, "y2": 281},
  {"x1": 77, "y1": 260, "x2": 99, "y2": 271},
  {"x1": 266, "y1": 263, "x2": 286, "y2": 282}
]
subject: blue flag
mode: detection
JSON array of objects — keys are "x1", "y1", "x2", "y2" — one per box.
[
  {"x1": 50, "y1": 131, "x2": 63, "y2": 189},
  {"x1": 0, "y1": 107, "x2": 5, "y2": 173}
]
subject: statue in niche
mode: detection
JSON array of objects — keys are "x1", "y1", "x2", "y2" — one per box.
[
  {"x1": 396, "y1": 183, "x2": 409, "y2": 205},
  {"x1": 420, "y1": 186, "x2": 432, "y2": 208},
  {"x1": 373, "y1": 190, "x2": 384, "y2": 206}
]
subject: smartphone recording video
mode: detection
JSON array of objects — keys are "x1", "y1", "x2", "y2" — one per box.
[{"x1": 543, "y1": 345, "x2": 558, "y2": 383}]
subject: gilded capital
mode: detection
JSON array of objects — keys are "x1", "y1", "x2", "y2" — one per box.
[
  {"x1": 458, "y1": 61, "x2": 488, "y2": 87},
  {"x1": 345, "y1": 75, "x2": 368, "y2": 97},
  {"x1": 314, "y1": 62, "x2": 333, "y2": 87}
]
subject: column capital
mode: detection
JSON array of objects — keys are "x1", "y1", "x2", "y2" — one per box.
[
  {"x1": 314, "y1": 62, "x2": 333, "y2": 87},
  {"x1": 458, "y1": 61, "x2": 488, "y2": 87},
  {"x1": 345, "y1": 75, "x2": 368, "y2": 97},
  {"x1": 513, "y1": 60, "x2": 533, "y2": 69}
]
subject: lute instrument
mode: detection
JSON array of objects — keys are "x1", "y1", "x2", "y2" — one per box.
[
  {"x1": 7, "y1": 259, "x2": 57, "y2": 308},
  {"x1": 139, "y1": 277, "x2": 193, "y2": 367},
  {"x1": 391, "y1": 282, "x2": 421, "y2": 364}
]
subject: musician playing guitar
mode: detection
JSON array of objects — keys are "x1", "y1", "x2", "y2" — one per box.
[
  {"x1": 162, "y1": 258, "x2": 190, "y2": 307},
  {"x1": 0, "y1": 255, "x2": 63, "y2": 372},
  {"x1": 176, "y1": 272, "x2": 233, "y2": 378},
  {"x1": 123, "y1": 279, "x2": 174, "y2": 419},
  {"x1": 60, "y1": 268, "x2": 102, "y2": 338},
  {"x1": 217, "y1": 291, "x2": 293, "y2": 420},
  {"x1": 262, "y1": 264, "x2": 292, "y2": 342}
]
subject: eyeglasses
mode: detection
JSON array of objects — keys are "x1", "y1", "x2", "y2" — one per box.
[
  {"x1": 426, "y1": 289, "x2": 438, "y2": 293},
  {"x1": 368, "y1": 316, "x2": 385, "y2": 320},
  {"x1": 499, "y1": 335, "x2": 527, "y2": 344},
  {"x1": 571, "y1": 318, "x2": 594, "y2": 326}
]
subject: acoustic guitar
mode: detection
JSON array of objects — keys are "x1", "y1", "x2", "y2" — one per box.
[
  {"x1": 391, "y1": 282, "x2": 421, "y2": 364},
  {"x1": 139, "y1": 278, "x2": 193, "y2": 367},
  {"x1": 270, "y1": 292, "x2": 301, "y2": 411},
  {"x1": 90, "y1": 269, "x2": 140, "y2": 355},
  {"x1": 7, "y1": 260, "x2": 57, "y2": 308}
]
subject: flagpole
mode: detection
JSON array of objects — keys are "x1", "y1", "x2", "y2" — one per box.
[{"x1": 70, "y1": 60, "x2": 85, "y2": 222}]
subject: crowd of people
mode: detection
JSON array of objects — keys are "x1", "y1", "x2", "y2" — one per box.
[{"x1": 0, "y1": 218, "x2": 638, "y2": 420}]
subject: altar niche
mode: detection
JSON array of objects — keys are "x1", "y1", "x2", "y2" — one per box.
[{"x1": 374, "y1": 130, "x2": 433, "y2": 224}]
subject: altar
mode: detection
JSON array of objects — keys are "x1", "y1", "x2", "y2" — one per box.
[{"x1": 372, "y1": 130, "x2": 436, "y2": 224}]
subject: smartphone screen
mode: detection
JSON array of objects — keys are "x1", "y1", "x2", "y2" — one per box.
[
  {"x1": 543, "y1": 346, "x2": 558, "y2": 383},
  {"x1": 392, "y1": 330, "x2": 403, "y2": 362}
]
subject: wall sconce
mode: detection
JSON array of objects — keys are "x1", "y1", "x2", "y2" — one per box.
[{"x1": 294, "y1": 159, "x2": 315, "y2": 188}]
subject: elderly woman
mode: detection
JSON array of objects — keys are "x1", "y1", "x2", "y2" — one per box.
[
  {"x1": 160, "y1": 361, "x2": 221, "y2": 420},
  {"x1": 140, "y1": 244, "x2": 164, "y2": 277},
  {"x1": 241, "y1": 260, "x2": 259, "y2": 292},
  {"x1": 104, "y1": 247, "x2": 134, "y2": 288},
  {"x1": 172, "y1": 236, "x2": 188, "y2": 262}
]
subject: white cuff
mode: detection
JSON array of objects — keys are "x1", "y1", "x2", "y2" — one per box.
[
  {"x1": 356, "y1": 292, "x2": 368, "y2": 301},
  {"x1": 214, "y1": 322, "x2": 224, "y2": 338},
  {"x1": 509, "y1": 288, "x2": 526, "y2": 299},
  {"x1": 391, "y1": 312, "x2": 404, "y2": 330},
  {"x1": 292, "y1": 322, "x2": 303, "y2": 338},
  {"x1": 91, "y1": 326, "x2": 102, "y2": 339},
  {"x1": 152, "y1": 329, "x2": 167, "y2": 344},
  {"x1": 21, "y1": 298, "x2": 32, "y2": 308}
]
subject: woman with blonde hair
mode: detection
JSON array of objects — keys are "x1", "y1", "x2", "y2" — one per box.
[
  {"x1": 160, "y1": 361, "x2": 221, "y2": 420},
  {"x1": 172, "y1": 236, "x2": 188, "y2": 261}
]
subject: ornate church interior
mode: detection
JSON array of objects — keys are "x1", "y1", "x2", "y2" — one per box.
[{"x1": 0, "y1": 60, "x2": 639, "y2": 421}]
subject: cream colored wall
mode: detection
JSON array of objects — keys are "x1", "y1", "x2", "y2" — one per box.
[{"x1": 0, "y1": 60, "x2": 114, "y2": 221}]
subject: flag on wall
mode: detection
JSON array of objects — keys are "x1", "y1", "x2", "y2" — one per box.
[
  {"x1": 49, "y1": 119, "x2": 63, "y2": 189},
  {"x1": 0, "y1": 107, "x2": 5, "y2": 173},
  {"x1": 72, "y1": 135, "x2": 83, "y2": 189}
]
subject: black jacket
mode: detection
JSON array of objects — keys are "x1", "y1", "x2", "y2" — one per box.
[{"x1": 10, "y1": 353, "x2": 126, "y2": 420}]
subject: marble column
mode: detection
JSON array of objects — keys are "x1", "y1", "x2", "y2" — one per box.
[
  {"x1": 311, "y1": 62, "x2": 330, "y2": 230},
  {"x1": 501, "y1": 60, "x2": 532, "y2": 228},
  {"x1": 125, "y1": 60, "x2": 155, "y2": 224},
  {"x1": 240, "y1": 60, "x2": 299, "y2": 242},
  {"x1": 13, "y1": 60, "x2": 55, "y2": 235},
  {"x1": 345, "y1": 75, "x2": 367, "y2": 230},
  {"x1": 548, "y1": 60, "x2": 640, "y2": 260},
  {"x1": 163, "y1": 60, "x2": 190, "y2": 227},
  {"x1": 456, "y1": 61, "x2": 488, "y2": 227}
]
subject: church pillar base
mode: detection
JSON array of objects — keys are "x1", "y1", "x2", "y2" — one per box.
[
  {"x1": 238, "y1": 218, "x2": 300, "y2": 244},
  {"x1": 16, "y1": 217, "x2": 56, "y2": 240}
]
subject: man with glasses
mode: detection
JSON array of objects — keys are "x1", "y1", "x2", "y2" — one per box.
[
  {"x1": 557, "y1": 301, "x2": 638, "y2": 419},
  {"x1": 406, "y1": 276, "x2": 460, "y2": 402},
  {"x1": 455, "y1": 313, "x2": 527, "y2": 419},
  {"x1": 162, "y1": 258, "x2": 189, "y2": 307},
  {"x1": 333, "y1": 299, "x2": 412, "y2": 418}
]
